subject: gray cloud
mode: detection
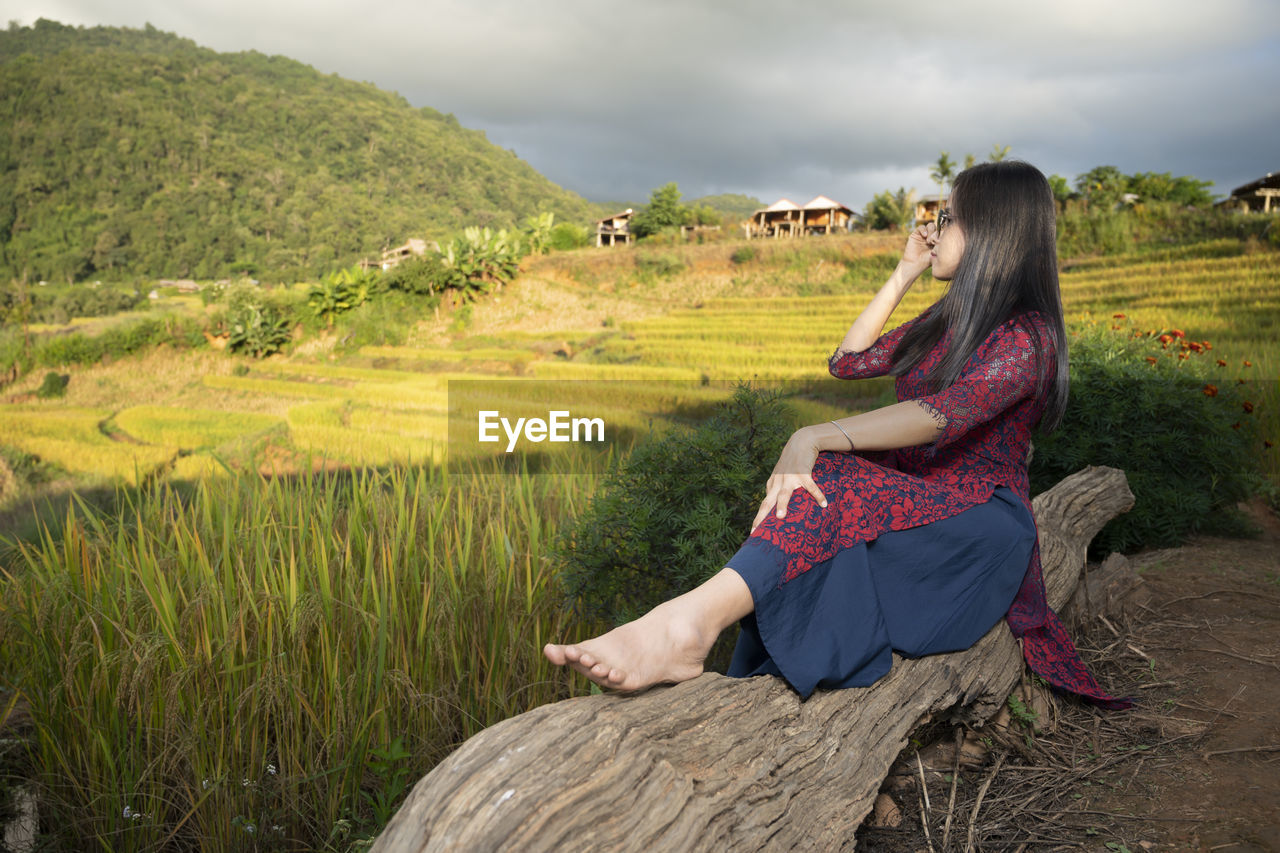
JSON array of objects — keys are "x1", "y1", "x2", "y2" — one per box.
[{"x1": 6, "y1": 0, "x2": 1278, "y2": 207}]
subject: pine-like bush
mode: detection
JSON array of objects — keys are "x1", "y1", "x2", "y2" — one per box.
[{"x1": 1030, "y1": 317, "x2": 1263, "y2": 556}]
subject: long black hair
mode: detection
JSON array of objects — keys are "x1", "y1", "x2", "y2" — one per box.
[{"x1": 889, "y1": 160, "x2": 1069, "y2": 433}]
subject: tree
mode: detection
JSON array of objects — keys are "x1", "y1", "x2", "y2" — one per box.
[
  {"x1": 988, "y1": 144, "x2": 1010, "y2": 162},
  {"x1": 963, "y1": 153, "x2": 977, "y2": 171},
  {"x1": 929, "y1": 152, "x2": 955, "y2": 205},
  {"x1": 1047, "y1": 174, "x2": 1074, "y2": 207},
  {"x1": 1127, "y1": 172, "x2": 1214, "y2": 208},
  {"x1": 1075, "y1": 165, "x2": 1128, "y2": 209},
  {"x1": 863, "y1": 187, "x2": 917, "y2": 231},
  {"x1": 630, "y1": 182, "x2": 692, "y2": 238}
]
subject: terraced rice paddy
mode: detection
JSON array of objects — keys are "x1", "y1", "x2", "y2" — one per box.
[{"x1": 2, "y1": 238, "x2": 1275, "y2": 491}]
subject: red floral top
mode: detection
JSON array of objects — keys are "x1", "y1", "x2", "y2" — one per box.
[{"x1": 749, "y1": 304, "x2": 1130, "y2": 709}]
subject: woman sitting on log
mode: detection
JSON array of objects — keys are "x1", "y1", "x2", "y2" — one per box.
[{"x1": 544, "y1": 160, "x2": 1129, "y2": 710}]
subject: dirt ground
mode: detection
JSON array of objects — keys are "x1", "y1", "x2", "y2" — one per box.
[{"x1": 858, "y1": 497, "x2": 1280, "y2": 852}]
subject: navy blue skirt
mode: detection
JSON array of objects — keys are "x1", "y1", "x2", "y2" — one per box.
[{"x1": 725, "y1": 486, "x2": 1036, "y2": 699}]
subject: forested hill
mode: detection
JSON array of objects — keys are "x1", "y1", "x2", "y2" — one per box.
[{"x1": 0, "y1": 19, "x2": 601, "y2": 282}]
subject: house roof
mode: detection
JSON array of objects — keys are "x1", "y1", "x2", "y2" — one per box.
[
  {"x1": 762, "y1": 198, "x2": 800, "y2": 212},
  {"x1": 802, "y1": 195, "x2": 852, "y2": 213},
  {"x1": 595, "y1": 209, "x2": 634, "y2": 223},
  {"x1": 1230, "y1": 171, "x2": 1279, "y2": 197}
]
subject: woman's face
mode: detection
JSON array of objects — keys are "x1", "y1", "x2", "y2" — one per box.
[{"x1": 929, "y1": 206, "x2": 965, "y2": 281}]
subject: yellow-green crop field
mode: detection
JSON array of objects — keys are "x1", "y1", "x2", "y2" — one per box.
[{"x1": 2, "y1": 238, "x2": 1276, "y2": 499}]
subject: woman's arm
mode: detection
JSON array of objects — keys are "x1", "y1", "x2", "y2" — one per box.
[
  {"x1": 752, "y1": 399, "x2": 944, "y2": 529},
  {"x1": 836, "y1": 222, "x2": 935, "y2": 353}
]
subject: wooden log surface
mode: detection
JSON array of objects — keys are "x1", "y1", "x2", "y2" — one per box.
[{"x1": 373, "y1": 466, "x2": 1134, "y2": 852}]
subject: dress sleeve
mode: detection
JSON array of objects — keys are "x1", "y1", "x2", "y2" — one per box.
[
  {"x1": 912, "y1": 317, "x2": 1049, "y2": 452},
  {"x1": 827, "y1": 310, "x2": 925, "y2": 380}
]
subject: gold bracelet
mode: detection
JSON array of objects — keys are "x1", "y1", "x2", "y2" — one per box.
[{"x1": 830, "y1": 420, "x2": 855, "y2": 451}]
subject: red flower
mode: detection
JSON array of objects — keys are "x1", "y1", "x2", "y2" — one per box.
[
  {"x1": 1112, "y1": 312, "x2": 1126, "y2": 319},
  {"x1": 1216, "y1": 359, "x2": 1228, "y2": 367},
  {"x1": 1244, "y1": 360, "x2": 1253, "y2": 368},
  {"x1": 1188, "y1": 341, "x2": 1203, "y2": 353},
  {"x1": 1178, "y1": 352, "x2": 1189, "y2": 360},
  {"x1": 1159, "y1": 334, "x2": 1172, "y2": 345},
  {"x1": 1202, "y1": 341, "x2": 1212, "y2": 350},
  {"x1": 1111, "y1": 324, "x2": 1121, "y2": 330},
  {"x1": 1171, "y1": 329, "x2": 1185, "y2": 338},
  {"x1": 1266, "y1": 440, "x2": 1274, "y2": 449},
  {"x1": 1243, "y1": 401, "x2": 1255, "y2": 414},
  {"x1": 1203, "y1": 384, "x2": 1218, "y2": 396},
  {"x1": 1145, "y1": 356, "x2": 1158, "y2": 364},
  {"x1": 1232, "y1": 422, "x2": 1242, "y2": 430}
]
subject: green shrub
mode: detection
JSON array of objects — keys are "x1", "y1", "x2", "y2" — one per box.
[
  {"x1": 730, "y1": 246, "x2": 756, "y2": 265},
  {"x1": 548, "y1": 222, "x2": 592, "y2": 251},
  {"x1": 35, "y1": 371, "x2": 68, "y2": 398},
  {"x1": 553, "y1": 382, "x2": 795, "y2": 669},
  {"x1": 1030, "y1": 320, "x2": 1262, "y2": 556},
  {"x1": 307, "y1": 265, "x2": 376, "y2": 326},
  {"x1": 634, "y1": 252, "x2": 685, "y2": 279},
  {"x1": 383, "y1": 255, "x2": 448, "y2": 295}
]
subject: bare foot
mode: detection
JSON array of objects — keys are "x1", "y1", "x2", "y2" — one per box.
[
  {"x1": 543, "y1": 598, "x2": 713, "y2": 692},
  {"x1": 543, "y1": 568, "x2": 754, "y2": 692}
]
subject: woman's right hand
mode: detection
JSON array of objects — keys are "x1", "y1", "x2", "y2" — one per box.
[{"x1": 901, "y1": 221, "x2": 936, "y2": 272}]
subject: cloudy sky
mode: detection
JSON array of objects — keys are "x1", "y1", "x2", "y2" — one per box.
[{"x1": 6, "y1": 0, "x2": 1279, "y2": 210}]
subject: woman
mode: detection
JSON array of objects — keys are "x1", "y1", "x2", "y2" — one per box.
[{"x1": 544, "y1": 161, "x2": 1128, "y2": 710}]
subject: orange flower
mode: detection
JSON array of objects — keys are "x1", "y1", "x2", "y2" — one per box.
[
  {"x1": 1231, "y1": 422, "x2": 1242, "y2": 430},
  {"x1": 1216, "y1": 359, "x2": 1228, "y2": 367},
  {"x1": 1202, "y1": 341, "x2": 1212, "y2": 350},
  {"x1": 1243, "y1": 360, "x2": 1253, "y2": 368},
  {"x1": 1145, "y1": 356, "x2": 1158, "y2": 364},
  {"x1": 1203, "y1": 384, "x2": 1218, "y2": 396},
  {"x1": 1188, "y1": 341, "x2": 1203, "y2": 353},
  {"x1": 1178, "y1": 352, "x2": 1189, "y2": 360},
  {"x1": 1243, "y1": 401, "x2": 1254, "y2": 414},
  {"x1": 1171, "y1": 329, "x2": 1185, "y2": 338},
  {"x1": 1159, "y1": 334, "x2": 1172, "y2": 345},
  {"x1": 1112, "y1": 313, "x2": 1126, "y2": 319},
  {"x1": 1266, "y1": 440, "x2": 1274, "y2": 449},
  {"x1": 1111, "y1": 324, "x2": 1121, "y2": 330}
]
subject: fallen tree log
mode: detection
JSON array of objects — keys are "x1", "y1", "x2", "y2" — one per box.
[{"x1": 373, "y1": 465, "x2": 1134, "y2": 852}]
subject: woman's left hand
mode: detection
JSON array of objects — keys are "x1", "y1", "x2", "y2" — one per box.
[{"x1": 751, "y1": 427, "x2": 827, "y2": 533}]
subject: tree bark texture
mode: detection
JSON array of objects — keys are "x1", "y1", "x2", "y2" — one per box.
[{"x1": 373, "y1": 465, "x2": 1134, "y2": 853}]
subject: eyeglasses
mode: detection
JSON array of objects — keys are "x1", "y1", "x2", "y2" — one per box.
[{"x1": 936, "y1": 209, "x2": 953, "y2": 237}]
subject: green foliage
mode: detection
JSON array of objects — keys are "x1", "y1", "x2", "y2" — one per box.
[
  {"x1": 440, "y1": 226, "x2": 524, "y2": 301},
  {"x1": 630, "y1": 183, "x2": 692, "y2": 238},
  {"x1": 1075, "y1": 165, "x2": 1129, "y2": 208},
  {"x1": 547, "y1": 222, "x2": 592, "y2": 251},
  {"x1": 863, "y1": 187, "x2": 916, "y2": 230},
  {"x1": 35, "y1": 370, "x2": 68, "y2": 398},
  {"x1": 307, "y1": 265, "x2": 375, "y2": 326},
  {"x1": 634, "y1": 252, "x2": 685, "y2": 280},
  {"x1": 0, "y1": 281, "x2": 144, "y2": 325},
  {"x1": 930, "y1": 151, "x2": 956, "y2": 198},
  {"x1": 0, "y1": 19, "x2": 599, "y2": 283},
  {"x1": 554, "y1": 383, "x2": 794, "y2": 637},
  {"x1": 383, "y1": 255, "x2": 447, "y2": 295},
  {"x1": 1057, "y1": 202, "x2": 1272, "y2": 258},
  {"x1": 1030, "y1": 321, "x2": 1261, "y2": 557},
  {"x1": 220, "y1": 284, "x2": 294, "y2": 357},
  {"x1": 730, "y1": 246, "x2": 757, "y2": 265},
  {"x1": 686, "y1": 193, "x2": 764, "y2": 221},
  {"x1": 520, "y1": 212, "x2": 556, "y2": 255}
]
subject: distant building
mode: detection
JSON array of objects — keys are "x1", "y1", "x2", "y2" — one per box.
[
  {"x1": 362, "y1": 237, "x2": 437, "y2": 272},
  {"x1": 745, "y1": 196, "x2": 855, "y2": 238},
  {"x1": 1220, "y1": 172, "x2": 1280, "y2": 213},
  {"x1": 596, "y1": 210, "x2": 634, "y2": 247},
  {"x1": 914, "y1": 193, "x2": 948, "y2": 226}
]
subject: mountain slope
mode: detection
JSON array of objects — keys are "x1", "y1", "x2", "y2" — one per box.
[{"x1": 0, "y1": 19, "x2": 600, "y2": 281}]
